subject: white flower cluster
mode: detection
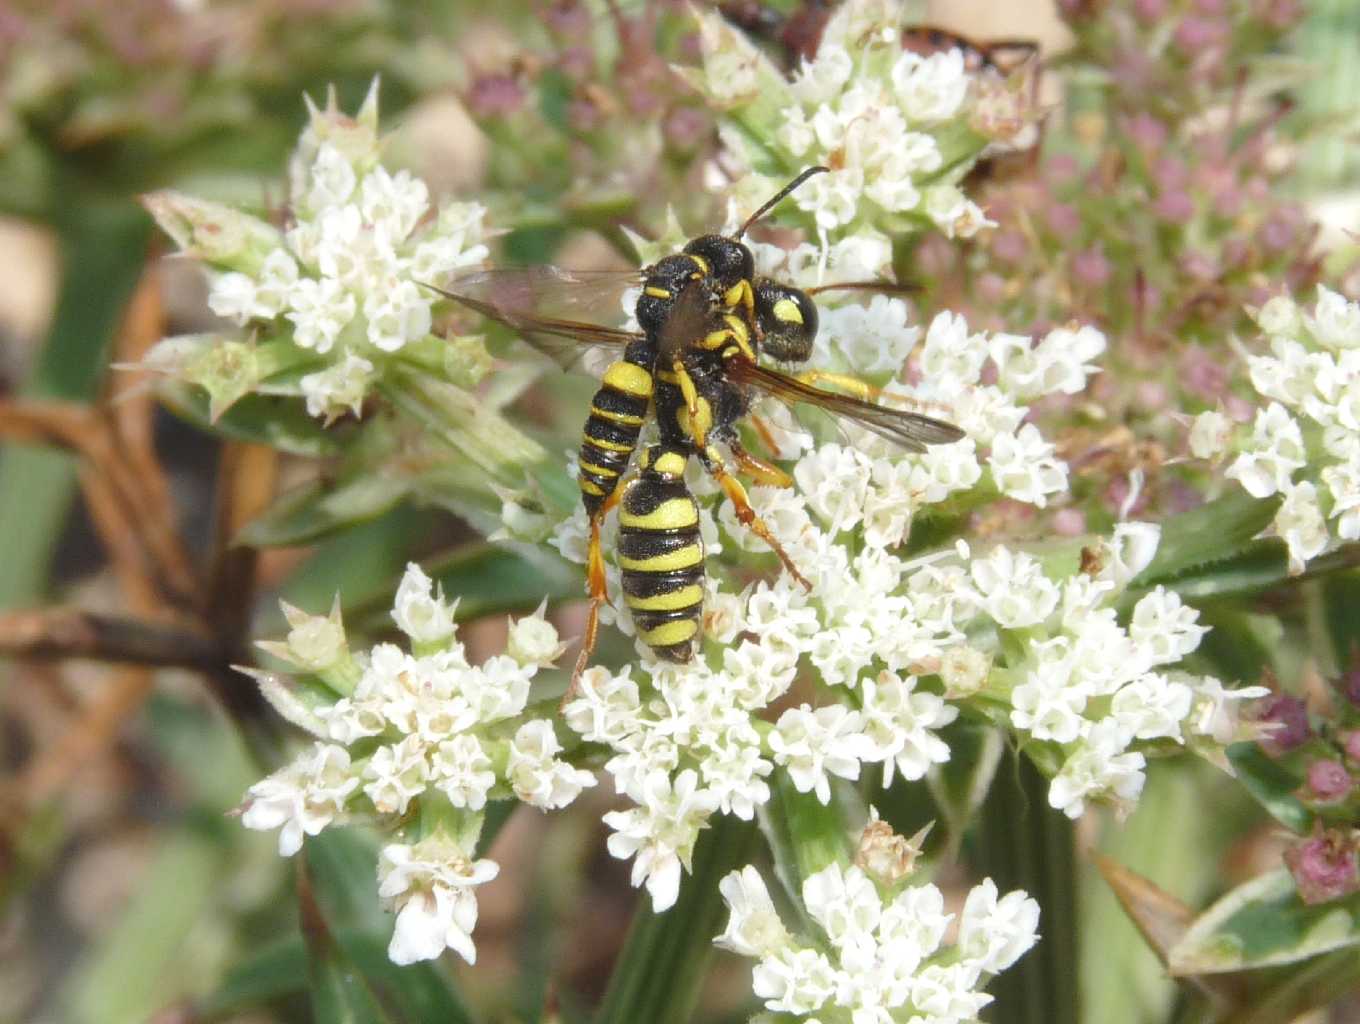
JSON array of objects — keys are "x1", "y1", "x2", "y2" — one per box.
[
  {"x1": 691, "y1": 0, "x2": 1013, "y2": 270},
  {"x1": 563, "y1": 521, "x2": 1239, "y2": 908},
  {"x1": 1193, "y1": 285, "x2": 1360, "y2": 573},
  {"x1": 239, "y1": 564, "x2": 591, "y2": 965},
  {"x1": 716, "y1": 860, "x2": 1039, "y2": 1023},
  {"x1": 202, "y1": 82, "x2": 488, "y2": 422}
]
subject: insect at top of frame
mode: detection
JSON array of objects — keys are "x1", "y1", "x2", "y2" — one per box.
[{"x1": 423, "y1": 166, "x2": 965, "y2": 461}]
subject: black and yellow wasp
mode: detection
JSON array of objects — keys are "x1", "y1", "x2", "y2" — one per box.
[{"x1": 426, "y1": 168, "x2": 963, "y2": 682}]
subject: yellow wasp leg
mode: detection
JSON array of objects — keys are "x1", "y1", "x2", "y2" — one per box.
[
  {"x1": 749, "y1": 413, "x2": 782, "y2": 457},
  {"x1": 700, "y1": 443, "x2": 810, "y2": 591},
  {"x1": 569, "y1": 481, "x2": 629, "y2": 700},
  {"x1": 794, "y1": 369, "x2": 882, "y2": 401},
  {"x1": 672, "y1": 359, "x2": 712, "y2": 450},
  {"x1": 730, "y1": 438, "x2": 794, "y2": 488}
]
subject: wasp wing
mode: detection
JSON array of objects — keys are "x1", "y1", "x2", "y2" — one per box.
[
  {"x1": 422, "y1": 267, "x2": 645, "y2": 371},
  {"x1": 655, "y1": 278, "x2": 718, "y2": 363},
  {"x1": 727, "y1": 358, "x2": 966, "y2": 452}
]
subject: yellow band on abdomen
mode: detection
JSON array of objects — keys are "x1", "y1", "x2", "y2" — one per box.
[
  {"x1": 620, "y1": 498, "x2": 698, "y2": 531},
  {"x1": 618, "y1": 544, "x2": 703, "y2": 573},
  {"x1": 626, "y1": 584, "x2": 703, "y2": 612},
  {"x1": 638, "y1": 618, "x2": 699, "y2": 646},
  {"x1": 602, "y1": 362, "x2": 653, "y2": 398}
]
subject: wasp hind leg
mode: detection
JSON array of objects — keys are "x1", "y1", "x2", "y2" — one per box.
[
  {"x1": 569, "y1": 483, "x2": 628, "y2": 700},
  {"x1": 730, "y1": 436, "x2": 794, "y2": 488},
  {"x1": 698, "y1": 443, "x2": 810, "y2": 591},
  {"x1": 794, "y1": 368, "x2": 882, "y2": 401}
]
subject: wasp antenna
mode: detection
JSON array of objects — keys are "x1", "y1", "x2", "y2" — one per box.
[{"x1": 736, "y1": 165, "x2": 830, "y2": 239}]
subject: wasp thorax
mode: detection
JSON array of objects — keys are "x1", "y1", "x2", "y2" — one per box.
[
  {"x1": 754, "y1": 278, "x2": 818, "y2": 364},
  {"x1": 683, "y1": 234, "x2": 755, "y2": 288}
]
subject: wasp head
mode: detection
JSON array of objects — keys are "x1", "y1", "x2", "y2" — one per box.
[{"x1": 754, "y1": 278, "x2": 818, "y2": 363}]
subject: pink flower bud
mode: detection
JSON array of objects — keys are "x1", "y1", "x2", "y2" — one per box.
[
  {"x1": 1306, "y1": 759, "x2": 1353, "y2": 803},
  {"x1": 991, "y1": 230, "x2": 1029, "y2": 265},
  {"x1": 1134, "y1": 0, "x2": 1166, "y2": 22},
  {"x1": 1258, "y1": 694, "x2": 1310, "y2": 755},
  {"x1": 1342, "y1": 731, "x2": 1360, "y2": 762},
  {"x1": 1045, "y1": 203, "x2": 1081, "y2": 240},
  {"x1": 1053, "y1": 508, "x2": 1087, "y2": 536},
  {"x1": 1174, "y1": 17, "x2": 1226, "y2": 54},
  {"x1": 467, "y1": 75, "x2": 526, "y2": 118},
  {"x1": 1284, "y1": 830, "x2": 1360, "y2": 905},
  {"x1": 1153, "y1": 190, "x2": 1195, "y2": 225},
  {"x1": 1126, "y1": 113, "x2": 1168, "y2": 151}
]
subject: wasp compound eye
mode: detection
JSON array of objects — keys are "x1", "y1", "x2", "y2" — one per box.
[
  {"x1": 755, "y1": 279, "x2": 818, "y2": 364},
  {"x1": 683, "y1": 234, "x2": 755, "y2": 287}
]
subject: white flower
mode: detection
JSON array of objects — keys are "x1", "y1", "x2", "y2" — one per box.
[
  {"x1": 300, "y1": 353, "x2": 374, "y2": 422},
  {"x1": 364, "y1": 279, "x2": 433, "y2": 353},
  {"x1": 1010, "y1": 641, "x2": 1089, "y2": 744},
  {"x1": 1225, "y1": 403, "x2": 1305, "y2": 498},
  {"x1": 911, "y1": 962, "x2": 994, "y2": 1020},
  {"x1": 241, "y1": 742, "x2": 358, "y2": 855},
  {"x1": 377, "y1": 835, "x2": 499, "y2": 965},
  {"x1": 1110, "y1": 672, "x2": 1194, "y2": 742},
  {"x1": 802, "y1": 863, "x2": 881, "y2": 952},
  {"x1": 794, "y1": 444, "x2": 873, "y2": 532},
  {"x1": 819, "y1": 295, "x2": 921, "y2": 375},
  {"x1": 360, "y1": 165, "x2": 429, "y2": 240},
  {"x1": 1128, "y1": 586, "x2": 1208, "y2": 664},
  {"x1": 957, "y1": 879, "x2": 1041, "y2": 973},
  {"x1": 988, "y1": 423, "x2": 1068, "y2": 507},
  {"x1": 1189, "y1": 409, "x2": 1232, "y2": 460},
  {"x1": 253, "y1": 248, "x2": 300, "y2": 318},
  {"x1": 969, "y1": 546, "x2": 1059, "y2": 628},
  {"x1": 208, "y1": 272, "x2": 261, "y2": 325},
  {"x1": 1098, "y1": 521, "x2": 1162, "y2": 587},
  {"x1": 752, "y1": 946, "x2": 840, "y2": 1016},
  {"x1": 1275, "y1": 480, "x2": 1328, "y2": 574},
  {"x1": 858, "y1": 672, "x2": 957, "y2": 784},
  {"x1": 564, "y1": 666, "x2": 642, "y2": 744},
  {"x1": 891, "y1": 48, "x2": 969, "y2": 121},
  {"x1": 1323, "y1": 461, "x2": 1360, "y2": 540},
  {"x1": 1048, "y1": 720, "x2": 1146, "y2": 819},
  {"x1": 716, "y1": 866, "x2": 792, "y2": 958},
  {"x1": 430, "y1": 734, "x2": 495, "y2": 810},
  {"x1": 1187, "y1": 677, "x2": 1270, "y2": 744},
  {"x1": 305, "y1": 142, "x2": 359, "y2": 214},
  {"x1": 391, "y1": 562, "x2": 458, "y2": 644},
  {"x1": 769, "y1": 704, "x2": 872, "y2": 803},
  {"x1": 507, "y1": 720, "x2": 596, "y2": 809},
  {"x1": 286, "y1": 276, "x2": 356, "y2": 354},
  {"x1": 700, "y1": 725, "x2": 772, "y2": 819},
  {"x1": 1306, "y1": 284, "x2": 1360, "y2": 350},
  {"x1": 362, "y1": 735, "x2": 430, "y2": 815},
  {"x1": 1254, "y1": 294, "x2": 1301, "y2": 337},
  {"x1": 920, "y1": 310, "x2": 988, "y2": 388},
  {"x1": 603, "y1": 769, "x2": 719, "y2": 911}
]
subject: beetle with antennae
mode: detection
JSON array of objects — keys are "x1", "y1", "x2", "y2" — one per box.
[{"x1": 425, "y1": 167, "x2": 963, "y2": 688}]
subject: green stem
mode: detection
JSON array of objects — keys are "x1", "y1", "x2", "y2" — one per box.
[
  {"x1": 0, "y1": 199, "x2": 151, "y2": 610},
  {"x1": 972, "y1": 750, "x2": 1079, "y2": 1024},
  {"x1": 595, "y1": 815, "x2": 758, "y2": 1024}
]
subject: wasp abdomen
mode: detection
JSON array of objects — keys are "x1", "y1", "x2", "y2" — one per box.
[
  {"x1": 618, "y1": 449, "x2": 704, "y2": 662},
  {"x1": 579, "y1": 352, "x2": 654, "y2": 517}
]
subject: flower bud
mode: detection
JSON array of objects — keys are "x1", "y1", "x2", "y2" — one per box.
[
  {"x1": 1189, "y1": 410, "x2": 1231, "y2": 460},
  {"x1": 141, "y1": 191, "x2": 283, "y2": 273},
  {"x1": 1284, "y1": 829, "x2": 1360, "y2": 905},
  {"x1": 1257, "y1": 694, "x2": 1311, "y2": 756},
  {"x1": 280, "y1": 599, "x2": 348, "y2": 670},
  {"x1": 1254, "y1": 295, "x2": 1301, "y2": 337},
  {"x1": 506, "y1": 605, "x2": 568, "y2": 667},
  {"x1": 1306, "y1": 759, "x2": 1353, "y2": 804},
  {"x1": 855, "y1": 810, "x2": 930, "y2": 886},
  {"x1": 940, "y1": 645, "x2": 990, "y2": 699}
]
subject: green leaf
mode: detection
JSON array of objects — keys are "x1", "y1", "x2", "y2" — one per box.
[
  {"x1": 158, "y1": 379, "x2": 344, "y2": 456},
  {"x1": 925, "y1": 719, "x2": 1004, "y2": 858},
  {"x1": 1131, "y1": 491, "x2": 1282, "y2": 589},
  {"x1": 237, "y1": 473, "x2": 411, "y2": 547},
  {"x1": 1226, "y1": 744, "x2": 1314, "y2": 835},
  {"x1": 595, "y1": 816, "x2": 758, "y2": 1024},
  {"x1": 1322, "y1": 571, "x2": 1360, "y2": 670},
  {"x1": 759, "y1": 774, "x2": 856, "y2": 908},
  {"x1": 200, "y1": 930, "x2": 475, "y2": 1024},
  {"x1": 1169, "y1": 868, "x2": 1360, "y2": 974},
  {"x1": 303, "y1": 903, "x2": 392, "y2": 1024},
  {"x1": 1237, "y1": 946, "x2": 1360, "y2": 1024}
]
